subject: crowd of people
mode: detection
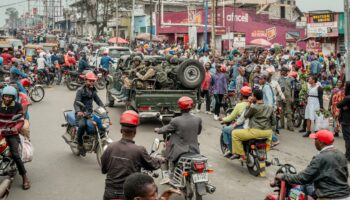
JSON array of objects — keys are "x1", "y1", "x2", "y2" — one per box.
[{"x1": 2, "y1": 32, "x2": 350, "y2": 199}]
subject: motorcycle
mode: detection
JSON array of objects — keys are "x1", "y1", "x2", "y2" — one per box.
[
  {"x1": 65, "y1": 71, "x2": 86, "y2": 91},
  {"x1": 0, "y1": 114, "x2": 24, "y2": 178},
  {"x1": 94, "y1": 68, "x2": 108, "y2": 90},
  {"x1": 292, "y1": 99, "x2": 305, "y2": 128},
  {"x1": 265, "y1": 159, "x2": 314, "y2": 200},
  {"x1": 219, "y1": 130, "x2": 268, "y2": 177},
  {"x1": 152, "y1": 116, "x2": 216, "y2": 200},
  {"x1": 23, "y1": 77, "x2": 45, "y2": 103},
  {"x1": 29, "y1": 65, "x2": 55, "y2": 86},
  {"x1": 61, "y1": 101, "x2": 113, "y2": 166}
]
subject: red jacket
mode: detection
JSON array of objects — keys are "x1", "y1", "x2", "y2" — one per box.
[
  {"x1": 0, "y1": 53, "x2": 12, "y2": 65},
  {"x1": 201, "y1": 71, "x2": 211, "y2": 91}
]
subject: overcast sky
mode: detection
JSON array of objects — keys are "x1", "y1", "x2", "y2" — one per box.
[{"x1": 0, "y1": 0, "x2": 345, "y2": 27}]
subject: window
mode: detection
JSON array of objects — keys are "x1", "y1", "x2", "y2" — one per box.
[{"x1": 281, "y1": 6, "x2": 286, "y2": 19}]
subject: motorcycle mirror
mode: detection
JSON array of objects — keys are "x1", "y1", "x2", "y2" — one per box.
[
  {"x1": 75, "y1": 101, "x2": 85, "y2": 109},
  {"x1": 151, "y1": 138, "x2": 160, "y2": 153},
  {"x1": 11, "y1": 114, "x2": 22, "y2": 121}
]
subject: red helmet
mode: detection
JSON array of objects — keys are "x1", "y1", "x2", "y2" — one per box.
[
  {"x1": 85, "y1": 72, "x2": 97, "y2": 81},
  {"x1": 178, "y1": 96, "x2": 193, "y2": 110},
  {"x1": 240, "y1": 86, "x2": 252, "y2": 96},
  {"x1": 11, "y1": 58, "x2": 17, "y2": 63},
  {"x1": 221, "y1": 66, "x2": 227, "y2": 73},
  {"x1": 68, "y1": 51, "x2": 73, "y2": 56},
  {"x1": 20, "y1": 78, "x2": 31, "y2": 87},
  {"x1": 120, "y1": 110, "x2": 139, "y2": 127},
  {"x1": 290, "y1": 71, "x2": 298, "y2": 78}
]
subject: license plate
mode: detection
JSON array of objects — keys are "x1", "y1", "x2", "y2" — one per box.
[{"x1": 192, "y1": 173, "x2": 208, "y2": 183}]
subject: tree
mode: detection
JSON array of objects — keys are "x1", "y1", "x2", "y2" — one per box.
[{"x1": 5, "y1": 7, "x2": 19, "y2": 28}]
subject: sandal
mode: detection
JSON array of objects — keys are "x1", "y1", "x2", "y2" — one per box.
[{"x1": 22, "y1": 181, "x2": 31, "y2": 190}]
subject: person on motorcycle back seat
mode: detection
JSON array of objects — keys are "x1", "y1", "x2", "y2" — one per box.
[
  {"x1": 78, "y1": 52, "x2": 91, "y2": 74},
  {"x1": 231, "y1": 89, "x2": 274, "y2": 159},
  {"x1": 0, "y1": 49, "x2": 12, "y2": 66},
  {"x1": 0, "y1": 86, "x2": 30, "y2": 190},
  {"x1": 100, "y1": 51, "x2": 115, "y2": 71},
  {"x1": 101, "y1": 110, "x2": 163, "y2": 200},
  {"x1": 66, "y1": 51, "x2": 76, "y2": 69},
  {"x1": 10, "y1": 58, "x2": 28, "y2": 94},
  {"x1": 219, "y1": 86, "x2": 252, "y2": 158},
  {"x1": 73, "y1": 72, "x2": 104, "y2": 156},
  {"x1": 155, "y1": 96, "x2": 202, "y2": 183},
  {"x1": 276, "y1": 130, "x2": 350, "y2": 200}
]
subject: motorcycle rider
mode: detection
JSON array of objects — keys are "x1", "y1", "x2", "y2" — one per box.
[
  {"x1": 78, "y1": 52, "x2": 92, "y2": 74},
  {"x1": 0, "y1": 86, "x2": 30, "y2": 190},
  {"x1": 154, "y1": 96, "x2": 202, "y2": 182},
  {"x1": 219, "y1": 86, "x2": 252, "y2": 158},
  {"x1": 36, "y1": 52, "x2": 51, "y2": 87},
  {"x1": 101, "y1": 110, "x2": 163, "y2": 200},
  {"x1": 231, "y1": 89, "x2": 274, "y2": 159},
  {"x1": 276, "y1": 130, "x2": 350, "y2": 200},
  {"x1": 10, "y1": 58, "x2": 28, "y2": 94},
  {"x1": 73, "y1": 72, "x2": 104, "y2": 156},
  {"x1": 100, "y1": 51, "x2": 115, "y2": 71}
]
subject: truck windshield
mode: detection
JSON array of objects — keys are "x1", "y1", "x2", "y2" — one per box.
[{"x1": 109, "y1": 49, "x2": 130, "y2": 58}]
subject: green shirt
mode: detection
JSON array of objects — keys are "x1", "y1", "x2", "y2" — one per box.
[{"x1": 223, "y1": 101, "x2": 249, "y2": 123}]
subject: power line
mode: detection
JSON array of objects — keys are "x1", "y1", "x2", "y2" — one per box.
[{"x1": 0, "y1": 1, "x2": 27, "y2": 8}]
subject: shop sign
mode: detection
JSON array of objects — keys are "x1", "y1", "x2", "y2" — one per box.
[
  {"x1": 286, "y1": 32, "x2": 300, "y2": 42},
  {"x1": 233, "y1": 33, "x2": 246, "y2": 48},
  {"x1": 251, "y1": 27, "x2": 277, "y2": 40},
  {"x1": 226, "y1": 12, "x2": 249, "y2": 23},
  {"x1": 307, "y1": 22, "x2": 338, "y2": 37},
  {"x1": 296, "y1": 21, "x2": 307, "y2": 28},
  {"x1": 215, "y1": 27, "x2": 226, "y2": 35},
  {"x1": 306, "y1": 39, "x2": 322, "y2": 53},
  {"x1": 339, "y1": 13, "x2": 344, "y2": 34},
  {"x1": 311, "y1": 13, "x2": 334, "y2": 23},
  {"x1": 266, "y1": 27, "x2": 277, "y2": 40}
]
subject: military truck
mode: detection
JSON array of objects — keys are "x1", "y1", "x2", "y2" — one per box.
[{"x1": 106, "y1": 56, "x2": 204, "y2": 119}]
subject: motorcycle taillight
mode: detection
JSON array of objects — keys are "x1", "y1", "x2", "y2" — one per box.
[
  {"x1": 193, "y1": 162, "x2": 205, "y2": 173},
  {"x1": 257, "y1": 143, "x2": 267, "y2": 149}
]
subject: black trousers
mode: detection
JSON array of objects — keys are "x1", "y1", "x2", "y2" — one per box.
[
  {"x1": 197, "y1": 90, "x2": 210, "y2": 111},
  {"x1": 214, "y1": 94, "x2": 224, "y2": 116},
  {"x1": 342, "y1": 124, "x2": 350, "y2": 159},
  {"x1": 6, "y1": 135, "x2": 26, "y2": 175},
  {"x1": 38, "y1": 68, "x2": 50, "y2": 86},
  {"x1": 76, "y1": 117, "x2": 86, "y2": 145}
]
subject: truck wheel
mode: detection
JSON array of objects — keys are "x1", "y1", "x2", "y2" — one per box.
[{"x1": 177, "y1": 60, "x2": 205, "y2": 89}]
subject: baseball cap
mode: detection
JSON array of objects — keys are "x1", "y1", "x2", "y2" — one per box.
[{"x1": 309, "y1": 130, "x2": 334, "y2": 145}]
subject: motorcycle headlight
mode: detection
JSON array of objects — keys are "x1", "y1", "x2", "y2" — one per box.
[{"x1": 102, "y1": 118, "x2": 110, "y2": 129}]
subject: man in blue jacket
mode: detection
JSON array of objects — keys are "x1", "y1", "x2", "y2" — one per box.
[{"x1": 100, "y1": 51, "x2": 115, "y2": 71}]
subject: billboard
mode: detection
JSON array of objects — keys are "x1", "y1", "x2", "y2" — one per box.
[{"x1": 307, "y1": 22, "x2": 338, "y2": 37}]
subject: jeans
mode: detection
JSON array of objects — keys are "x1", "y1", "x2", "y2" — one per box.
[
  {"x1": 342, "y1": 124, "x2": 350, "y2": 160},
  {"x1": 6, "y1": 135, "x2": 26, "y2": 175},
  {"x1": 198, "y1": 90, "x2": 210, "y2": 111},
  {"x1": 38, "y1": 68, "x2": 50, "y2": 86},
  {"x1": 76, "y1": 117, "x2": 87, "y2": 145},
  {"x1": 210, "y1": 96, "x2": 216, "y2": 112},
  {"x1": 214, "y1": 94, "x2": 224, "y2": 116},
  {"x1": 223, "y1": 125, "x2": 243, "y2": 151},
  {"x1": 272, "y1": 133, "x2": 278, "y2": 142}
]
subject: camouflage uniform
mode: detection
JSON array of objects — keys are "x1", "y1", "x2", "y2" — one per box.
[{"x1": 278, "y1": 73, "x2": 294, "y2": 130}]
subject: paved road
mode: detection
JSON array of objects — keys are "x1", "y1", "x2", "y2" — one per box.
[{"x1": 9, "y1": 86, "x2": 348, "y2": 200}]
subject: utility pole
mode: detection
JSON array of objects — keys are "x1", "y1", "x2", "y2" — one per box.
[
  {"x1": 204, "y1": 0, "x2": 209, "y2": 51},
  {"x1": 150, "y1": 0, "x2": 153, "y2": 41},
  {"x1": 211, "y1": 0, "x2": 216, "y2": 54},
  {"x1": 345, "y1": 0, "x2": 350, "y2": 81},
  {"x1": 115, "y1": 0, "x2": 119, "y2": 39},
  {"x1": 130, "y1": 0, "x2": 135, "y2": 46}
]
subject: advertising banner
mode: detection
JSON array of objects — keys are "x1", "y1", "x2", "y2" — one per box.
[{"x1": 307, "y1": 22, "x2": 338, "y2": 37}]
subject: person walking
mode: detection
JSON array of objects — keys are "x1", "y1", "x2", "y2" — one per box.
[
  {"x1": 303, "y1": 76, "x2": 324, "y2": 137},
  {"x1": 210, "y1": 64, "x2": 227, "y2": 120},
  {"x1": 196, "y1": 62, "x2": 211, "y2": 114},
  {"x1": 330, "y1": 79, "x2": 345, "y2": 137},
  {"x1": 337, "y1": 81, "x2": 350, "y2": 161}
]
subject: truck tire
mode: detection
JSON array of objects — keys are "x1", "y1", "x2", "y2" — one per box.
[{"x1": 177, "y1": 60, "x2": 205, "y2": 89}]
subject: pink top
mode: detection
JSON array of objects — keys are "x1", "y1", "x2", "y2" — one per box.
[{"x1": 201, "y1": 71, "x2": 211, "y2": 90}]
